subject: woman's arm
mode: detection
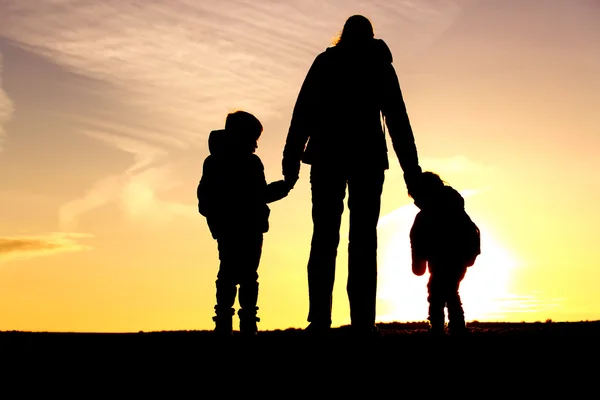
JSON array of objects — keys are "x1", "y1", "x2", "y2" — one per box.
[
  {"x1": 282, "y1": 54, "x2": 325, "y2": 186},
  {"x1": 381, "y1": 63, "x2": 422, "y2": 195}
]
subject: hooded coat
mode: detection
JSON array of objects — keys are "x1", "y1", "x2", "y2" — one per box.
[
  {"x1": 410, "y1": 186, "x2": 481, "y2": 267},
  {"x1": 282, "y1": 38, "x2": 421, "y2": 186},
  {"x1": 197, "y1": 129, "x2": 271, "y2": 239}
]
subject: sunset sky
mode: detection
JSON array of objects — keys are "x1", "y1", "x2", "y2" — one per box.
[{"x1": 1, "y1": 0, "x2": 599, "y2": 332}]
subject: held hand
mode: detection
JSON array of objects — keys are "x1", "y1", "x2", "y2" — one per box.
[
  {"x1": 268, "y1": 180, "x2": 291, "y2": 199},
  {"x1": 265, "y1": 180, "x2": 291, "y2": 203},
  {"x1": 284, "y1": 175, "x2": 299, "y2": 190},
  {"x1": 404, "y1": 170, "x2": 423, "y2": 201}
]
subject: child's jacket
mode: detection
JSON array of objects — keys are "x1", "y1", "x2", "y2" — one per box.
[
  {"x1": 410, "y1": 186, "x2": 480, "y2": 267},
  {"x1": 197, "y1": 130, "x2": 270, "y2": 239}
]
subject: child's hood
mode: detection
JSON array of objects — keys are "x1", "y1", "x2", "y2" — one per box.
[
  {"x1": 208, "y1": 129, "x2": 232, "y2": 156},
  {"x1": 439, "y1": 186, "x2": 465, "y2": 210},
  {"x1": 416, "y1": 186, "x2": 465, "y2": 211}
]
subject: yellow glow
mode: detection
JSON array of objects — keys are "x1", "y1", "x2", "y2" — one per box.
[
  {"x1": 376, "y1": 194, "x2": 521, "y2": 323},
  {"x1": 1, "y1": 1, "x2": 599, "y2": 332}
]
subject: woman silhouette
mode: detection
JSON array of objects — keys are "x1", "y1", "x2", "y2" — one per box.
[{"x1": 282, "y1": 15, "x2": 422, "y2": 335}]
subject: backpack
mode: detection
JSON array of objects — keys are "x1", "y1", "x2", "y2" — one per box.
[
  {"x1": 412, "y1": 210, "x2": 481, "y2": 267},
  {"x1": 461, "y1": 214, "x2": 481, "y2": 267}
]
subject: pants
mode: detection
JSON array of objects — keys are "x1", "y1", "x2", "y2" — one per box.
[
  {"x1": 215, "y1": 233, "x2": 263, "y2": 318},
  {"x1": 306, "y1": 165, "x2": 385, "y2": 327},
  {"x1": 427, "y1": 261, "x2": 467, "y2": 329}
]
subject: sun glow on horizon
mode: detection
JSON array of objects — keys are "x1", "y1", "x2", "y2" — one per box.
[
  {"x1": 375, "y1": 192, "x2": 523, "y2": 323},
  {"x1": 1, "y1": 0, "x2": 598, "y2": 332}
]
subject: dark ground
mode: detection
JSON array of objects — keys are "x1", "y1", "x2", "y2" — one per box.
[
  {"x1": 2, "y1": 321, "x2": 598, "y2": 391},
  {"x1": 4, "y1": 319, "x2": 600, "y2": 339},
  {"x1": 3, "y1": 320, "x2": 600, "y2": 352}
]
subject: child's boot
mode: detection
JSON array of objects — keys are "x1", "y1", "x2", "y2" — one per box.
[
  {"x1": 213, "y1": 280, "x2": 237, "y2": 336},
  {"x1": 428, "y1": 318, "x2": 446, "y2": 336},
  {"x1": 447, "y1": 296, "x2": 469, "y2": 336},
  {"x1": 427, "y1": 303, "x2": 446, "y2": 336},
  {"x1": 238, "y1": 281, "x2": 260, "y2": 336}
]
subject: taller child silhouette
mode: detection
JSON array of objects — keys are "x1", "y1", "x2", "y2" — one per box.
[
  {"x1": 198, "y1": 111, "x2": 289, "y2": 336},
  {"x1": 282, "y1": 15, "x2": 422, "y2": 335}
]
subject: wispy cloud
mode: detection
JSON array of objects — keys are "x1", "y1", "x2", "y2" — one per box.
[
  {"x1": 82, "y1": 130, "x2": 168, "y2": 175},
  {"x1": 118, "y1": 166, "x2": 197, "y2": 225},
  {"x1": 1, "y1": 0, "x2": 474, "y2": 228},
  {"x1": 377, "y1": 153, "x2": 490, "y2": 228},
  {"x1": 58, "y1": 174, "x2": 126, "y2": 231},
  {"x1": 58, "y1": 128, "x2": 192, "y2": 230},
  {"x1": 0, "y1": 232, "x2": 93, "y2": 265},
  {"x1": 418, "y1": 154, "x2": 496, "y2": 193},
  {"x1": 377, "y1": 186, "x2": 480, "y2": 229},
  {"x1": 495, "y1": 294, "x2": 563, "y2": 314},
  {"x1": 0, "y1": 51, "x2": 15, "y2": 152},
  {"x1": 420, "y1": 155, "x2": 490, "y2": 173}
]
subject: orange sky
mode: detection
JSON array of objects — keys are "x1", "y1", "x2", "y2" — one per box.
[{"x1": 0, "y1": 0, "x2": 599, "y2": 332}]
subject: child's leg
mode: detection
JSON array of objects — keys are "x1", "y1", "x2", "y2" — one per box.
[
  {"x1": 426, "y1": 271, "x2": 446, "y2": 334},
  {"x1": 238, "y1": 233, "x2": 263, "y2": 335},
  {"x1": 447, "y1": 266, "x2": 468, "y2": 335},
  {"x1": 213, "y1": 237, "x2": 239, "y2": 334}
]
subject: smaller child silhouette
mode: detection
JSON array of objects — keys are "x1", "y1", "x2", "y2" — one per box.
[
  {"x1": 197, "y1": 111, "x2": 290, "y2": 336},
  {"x1": 409, "y1": 172, "x2": 480, "y2": 336}
]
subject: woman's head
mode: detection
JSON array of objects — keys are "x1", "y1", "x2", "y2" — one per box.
[{"x1": 334, "y1": 15, "x2": 374, "y2": 46}]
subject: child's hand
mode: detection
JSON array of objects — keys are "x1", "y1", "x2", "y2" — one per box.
[
  {"x1": 265, "y1": 180, "x2": 290, "y2": 203},
  {"x1": 271, "y1": 180, "x2": 290, "y2": 195},
  {"x1": 412, "y1": 259, "x2": 427, "y2": 276},
  {"x1": 465, "y1": 255, "x2": 478, "y2": 267},
  {"x1": 284, "y1": 174, "x2": 298, "y2": 190}
]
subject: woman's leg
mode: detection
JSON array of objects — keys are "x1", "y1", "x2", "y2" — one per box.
[
  {"x1": 347, "y1": 168, "x2": 385, "y2": 330},
  {"x1": 306, "y1": 166, "x2": 347, "y2": 327}
]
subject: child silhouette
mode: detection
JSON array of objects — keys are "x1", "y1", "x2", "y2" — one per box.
[
  {"x1": 409, "y1": 172, "x2": 480, "y2": 336},
  {"x1": 197, "y1": 111, "x2": 290, "y2": 336}
]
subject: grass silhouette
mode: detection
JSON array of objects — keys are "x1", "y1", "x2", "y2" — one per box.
[
  {"x1": 3, "y1": 321, "x2": 598, "y2": 382},
  {"x1": 3, "y1": 320, "x2": 599, "y2": 339}
]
